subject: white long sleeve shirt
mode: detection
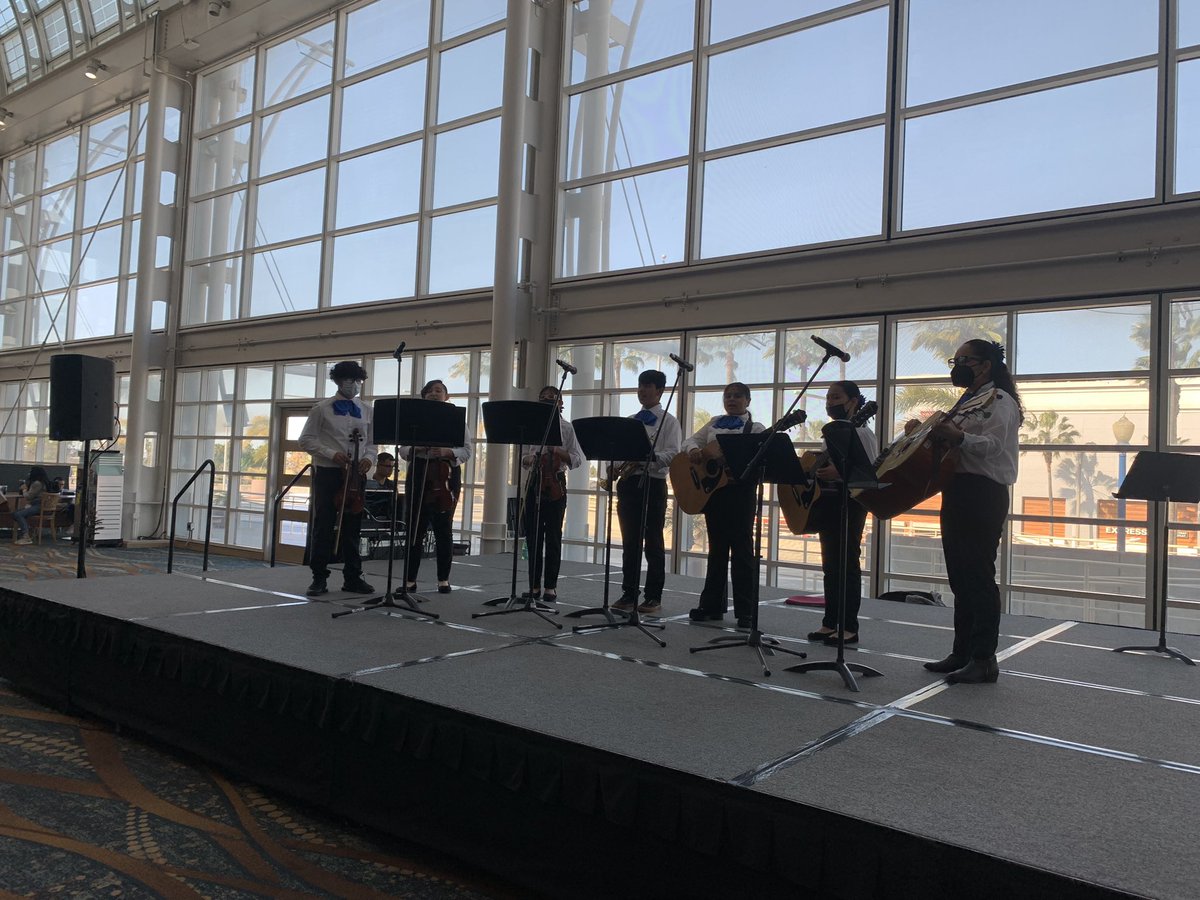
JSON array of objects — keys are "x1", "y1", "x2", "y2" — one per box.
[
  {"x1": 627, "y1": 405, "x2": 682, "y2": 480},
  {"x1": 682, "y1": 413, "x2": 765, "y2": 453},
  {"x1": 954, "y1": 384, "x2": 1020, "y2": 485},
  {"x1": 298, "y1": 396, "x2": 376, "y2": 470},
  {"x1": 522, "y1": 417, "x2": 586, "y2": 473},
  {"x1": 399, "y1": 402, "x2": 473, "y2": 466}
]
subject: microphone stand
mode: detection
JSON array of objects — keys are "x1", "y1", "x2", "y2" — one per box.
[
  {"x1": 573, "y1": 362, "x2": 687, "y2": 647},
  {"x1": 473, "y1": 367, "x2": 571, "y2": 628}
]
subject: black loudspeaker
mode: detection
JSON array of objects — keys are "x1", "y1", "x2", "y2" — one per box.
[{"x1": 49, "y1": 354, "x2": 115, "y2": 441}]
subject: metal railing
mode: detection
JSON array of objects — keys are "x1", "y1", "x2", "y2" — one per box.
[
  {"x1": 270, "y1": 463, "x2": 312, "y2": 568},
  {"x1": 167, "y1": 459, "x2": 215, "y2": 574}
]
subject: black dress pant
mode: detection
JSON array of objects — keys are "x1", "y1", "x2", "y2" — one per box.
[
  {"x1": 405, "y1": 459, "x2": 459, "y2": 583},
  {"x1": 616, "y1": 476, "x2": 668, "y2": 601},
  {"x1": 814, "y1": 494, "x2": 869, "y2": 633},
  {"x1": 699, "y1": 482, "x2": 757, "y2": 618},
  {"x1": 941, "y1": 473, "x2": 1009, "y2": 659},
  {"x1": 309, "y1": 465, "x2": 363, "y2": 583},
  {"x1": 525, "y1": 482, "x2": 566, "y2": 591}
]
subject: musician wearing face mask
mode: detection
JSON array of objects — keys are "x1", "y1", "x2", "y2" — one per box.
[
  {"x1": 807, "y1": 381, "x2": 879, "y2": 647},
  {"x1": 400, "y1": 379, "x2": 473, "y2": 595},
  {"x1": 682, "y1": 382, "x2": 763, "y2": 628},
  {"x1": 519, "y1": 386, "x2": 585, "y2": 603},
  {"x1": 905, "y1": 340, "x2": 1022, "y2": 684},
  {"x1": 298, "y1": 361, "x2": 376, "y2": 597}
]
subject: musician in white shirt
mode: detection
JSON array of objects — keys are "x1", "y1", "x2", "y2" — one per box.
[
  {"x1": 298, "y1": 361, "x2": 376, "y2": 597},
  {"x1": 907, "y1": 340, "x2": 1022, "y2": 684},
  {"x1": 612, "y1": 370, "x2": 682, "y2": 616},
  {"x1": 519, "y1": 386, "x2": 585, "y2": 603},
  {"x1": 681, "y1": 382, "x2": 764, "y2": 629},
  {"x1": 807, "y1": 381, "x2": 879, "y2": 647}
]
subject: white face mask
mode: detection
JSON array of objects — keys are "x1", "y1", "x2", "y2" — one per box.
[{"x1": 337, "y1": 379, "x2": 361, "y2": 399}]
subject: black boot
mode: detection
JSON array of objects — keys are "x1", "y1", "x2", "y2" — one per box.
[
  {"x1": 923, "y1": 654, "x2": 967, "y2": 673},
  {"x1": 946, "y1": 656, "x2": 999, "y2": 684}
]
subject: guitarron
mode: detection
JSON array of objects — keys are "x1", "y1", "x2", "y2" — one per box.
[
  {"x1": 778, "y1": 401, "x2": 878, "y2": 534},
  {"x1": 853, "y1": 389, "x2": 996, "y2": 520}
]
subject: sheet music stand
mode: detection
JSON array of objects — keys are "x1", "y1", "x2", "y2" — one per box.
[
  {"x1": 785, "y1": 420, "x2": 885, "y2": 691},
  {"x1": 566, "y1": 417, "x2": 653, "y2": 625},
  {"x1": 687, "y1": 432, "x2": 809, "y2": 676},
  {"x1": 332, "y1": 398, "x2": 464, "y2": 620},
  {"x1": 473, "y1": 400, "x2": 563, "y2": 628},
  {"x1": 1112, "y1": 451, "x2": 1199, "y2": 665}
]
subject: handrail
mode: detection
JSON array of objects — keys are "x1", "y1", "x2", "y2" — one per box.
[
  {"x1": 167, "y1": 459, "x2": 216, "y2": 574},
  {"x1": 270, "y1": 463, "x2": 312, "y2": 568}
]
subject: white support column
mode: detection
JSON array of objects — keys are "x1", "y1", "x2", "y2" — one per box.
[{"x1": 123, "y1": 60, "x2": 187, "y2": 540}]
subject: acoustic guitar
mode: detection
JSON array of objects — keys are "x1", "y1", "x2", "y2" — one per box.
[
  {"x1": 853, "y1": 389, "x2": 996, "y2": 520},
  {"x1": 778, "y1": 401, "x2": 878, "y2": 535},
  {"x1": 670, "y1": 410, "x2": 804, "y2": 515}
]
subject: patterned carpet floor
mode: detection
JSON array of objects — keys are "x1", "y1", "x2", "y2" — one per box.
[
  {"x1": 0, "y1": 543, "x2": 519, "y2": 898},
  {"x1": 0, "y1": 541, "x2": 271, "y2": 581}
]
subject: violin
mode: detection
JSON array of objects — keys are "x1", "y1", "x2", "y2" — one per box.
[
  {"x1": 424, "y1": 454, "x2": 458, "y2": 513},
  {"x1": 334, "y1": 429, "x2": 366, "y2": 552},
  {"x1": 538, "y1": 449, "x2": 565, "y2": 501}
]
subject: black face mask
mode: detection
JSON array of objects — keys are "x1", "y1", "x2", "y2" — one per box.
[
  {"x1": 826, "y1": 403, "x2": 849, "y2": 420},
  {"x1": 950, "y1": 364, "x2": 977, "y2": 388}
]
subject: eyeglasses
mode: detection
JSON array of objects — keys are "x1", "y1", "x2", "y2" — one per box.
[{"x1": 947, "y1": 356, "x2": 984, "y2": 367}]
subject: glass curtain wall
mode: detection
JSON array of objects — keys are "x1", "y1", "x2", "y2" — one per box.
[
  {"x1": 184, "y1": 0, "x2": 506, "y2": 326},
  {"x1": 559, "y1": 1, "x2": 1197, "y2": 277},
  {"x1": 0, "y1": 100, "x2": 150, "y2": 350}
]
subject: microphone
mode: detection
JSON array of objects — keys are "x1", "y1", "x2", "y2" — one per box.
[
  {"x1": 555, "y1": 358, "x2": 578, "y2": 375},
  {"x1": 392, "y1": 341, "x2": 406, "y2": 359},
  {"x1": 669, "y1": 352, "x2": 694, "y2": 372},
  {"x1": 811, "y1": 335, "x2": 850, "y2": 362}
]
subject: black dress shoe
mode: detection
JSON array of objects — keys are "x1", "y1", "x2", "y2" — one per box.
[
  {"x1": 688, "y1": 607, "x2": 725, "y2": 621},
  {"x1": 305, "y1": 578, "x2": 328, "y2": 597},
  {"x1": 438, "y1": 583, "x2": 452, "y2": 594},
  {"x1": 823, "y1": 632, "x2": 858, "y2": 646},
  {"x1": 807, "y1": 629, "x2": 836, "y2": 641},
  {"x1": 946, "y1": 656, "x2": 999, "y2": 684},
  {"x1": 923, "y1": 654, "x2": 967, "y2": 673},
  {"x1": 736, "y1": 616, "x2": 754, "y2": 629},
  {"x1": 342, "y1": 578, "x2": 376, "y2": 594}
]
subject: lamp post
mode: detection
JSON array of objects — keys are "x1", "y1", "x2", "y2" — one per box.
[{"x1": 1113, "y1": 414, "x2": 1134, "y2": 555}]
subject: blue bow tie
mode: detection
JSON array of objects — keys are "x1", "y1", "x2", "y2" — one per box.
[
  {"x1": 332, "y1": 399, "x2": 361, "y2": 418},
  {"x1": 713, "y1": 415, "x2": 745, "y2": 429},
  {"x1": 634, "y1": 409, "x2": 658, "y2": 426}
]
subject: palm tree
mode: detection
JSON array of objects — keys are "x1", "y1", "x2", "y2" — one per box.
[
  {"x1": 1022, "y1": 411, "x2": 1080, "y2": 539},
  {"x1": 907, "y1": 315, "x2": 1006, "y2": 365},
  {"x1": 1055, "y1": 447, "x2": 1117, "y2": 519},
  {"x1": 695, "y1": 332, "x2": 773, "y2": 385}
]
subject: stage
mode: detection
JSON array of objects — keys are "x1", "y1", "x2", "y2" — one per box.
[{"x1": 1, "y1": 553, "x2": 1195, "y2": 898}]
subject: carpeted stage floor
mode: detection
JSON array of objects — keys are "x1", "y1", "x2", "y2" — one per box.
[{"x1": 2, "y1": 552, "x2": 1196, "y2": 898}]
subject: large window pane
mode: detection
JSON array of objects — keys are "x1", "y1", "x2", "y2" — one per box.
[
  {"x1": 1176, "y1": 59, "x2": 1200, "y2": 195},
  {"x1": 559, "y1": 166, "x2": 687, "y2": 277},
  {"x1": 258, "y1": 96, "x2": 330, "y2": 176},
  {"x1": 566, "y1": 63, "x2": 692, "y2": 179},
  {"x1": 906, "y1": 0, "x2": 1159, "y2": 106},
  {"x1": 901, "y1": 70, "x2": 1157, "y2": 230},
  {"x1": 79, "y1": 225, "x2": 122, "y2": 284},
  {"x1": 442, "y1": 0, "x2": 505, "y2": 40},
  {"x1": 708, "y1": 0, "x2": 846, "y2": 44},
  {"x1": 42, "y1": 132, "x2": 80, "y2": 188},
  {"x1": 0, "y1": 298, "x2": 24, "y2": 348},
  {"x1": 1, "y1": 252, "x2": 29, "y2": 300},
  {"x1": 248, "y1": 241, "x2": 320, "y2": 316},
  {"x1": 184, "y1": 257, "x2": 242, "y2": 325},
  {"x1": 1182, "y1": 0, "x2": 1200, "y2": 47},
  {"x1": 700, "y1": 127, "x2": 883, "y2": 258},
  {"x1": 336, "y1": 142, "x2": 422, "y2": 228},
  {"x1": 37, "y1": 237, "x2": 74, "y2": 291},
  {"x1": 82, "y1": 168, "x2": 124, "y2": 227},
  {"x1": 345, "y1": 0, "x2": 430, "y2": 76},
  {"x1": 197, "y1": 57, "x2": 255, "y2": 130},
  {"x1": 192, "y1": 124, "x2": 251, "y2": 193},
  {"x1": 706, "y1": 10, "x2": 887, "y2": 150},
  {"x1": 39, "y1": 188, "x2": 74, "y2": 239},
  {"x1": 252, "y1": 168, "x2": 326, "y2": 246},
  {"x1": 263, "y1": 22, "x2": 336, "y2": 107},
  {"x1": 188, "y1": 190, "x2": 246, "y2": 260},
  {"x1": 1016, "y1": 305, "x2": 1151, "y2": 374},
  {"x1": 433, "y1": 118, "x2": 499, "y2": 207},
  {"x1": 1169, "y1": 377, "x2": 1200, "y2": 445},
  {"x1": 2, "y1": 202, "x2": 31, "y2": 253},
  {"x1": 1021, "y1": 380, "x2": 1150, "y2": 446},
  {"x1": 568, "y1": 0, "x2": 695, "y2": 83},
  {"x1": 428, "y1": 206, "x2": 495, "y2": 293},
  {"x1": 437, "y1": 30, "x2": 505, "y2": 123},
  {"x1": 6, "y1": 151, "x2": 36, "y2": 200},
  {"x1": 894, "y1": 315, "x2": 1007, "y2": 379},
  {"x1": 331, "y1": 223, "x2": 418, "y2": 305},
  {"x1": 694, "y1": 331, "x2": 776, "y2": 386},
  {"x1": 1170, "y1": 299, "x2": 1200, "y2": 369},
  {"x1": 73, "y1": 281, "x2": 118, "y2": 339},
  {"x1": 86, "y1": 110, "x2": 130, "y2": 173},
  {"x1": 340, "y1": 61, "x2": 426, "y2": 151}
]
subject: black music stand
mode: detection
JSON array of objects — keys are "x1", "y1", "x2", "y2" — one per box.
[
  {"x1": 566, "y1": 417, "x2": 653, "y2": 625},
  {"x1": 785, "y1": 420, "x2": 884, "y2": 691},
  {"x1": 688, "y1": 432, "x2": 809, "y2": 676},
  {"x1": 332, "y1": 398, "x2": 464, "y2": 620},
  {"x1": 474, "y1": 400, "x2": 563, "y2": 628},
  {"x1": 1112, "y1": 452, "x2": 1199, "y2": 666}
]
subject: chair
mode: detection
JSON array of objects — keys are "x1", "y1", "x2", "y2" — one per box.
[{"x1": 30, "y1": 493, "x2": 61, "y2": 544}]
